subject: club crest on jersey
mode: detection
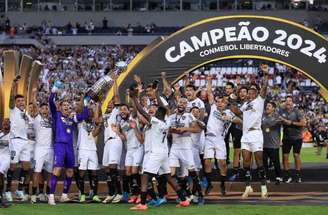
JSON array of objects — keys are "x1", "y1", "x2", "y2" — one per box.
[
  {"x1": 66, "y1": 128, "x2": 71, "y2": 134},
  {"x1": 245, "y1": 104, "x2": 254, "y2": 112}
]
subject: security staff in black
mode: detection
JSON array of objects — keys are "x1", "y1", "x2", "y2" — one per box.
[
  {"x1": 262, "y1": 102, "x2": 282, "y2": 184},
  {"x1": 279, "y1": 96, "x2": 306, "y2": 183}
]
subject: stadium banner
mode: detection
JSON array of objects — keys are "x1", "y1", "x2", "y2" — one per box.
[{"x1": 102, "y1": 15, "x2": 328, "y2": 111}]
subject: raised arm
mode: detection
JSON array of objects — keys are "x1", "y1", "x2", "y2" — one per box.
[
  {"x1": 161, "y1": 72, "x2": 172, "y2": 95},
  {"x1": 92, "y1": 102, "x2": 103, "y2": 137},
  {"x1": 260, "y1": 64, "x2": 269, "y2": 98},
  {"x1": 9, "y1": 76, "x2": 20, "y2": 109},
  {"x1": 207, "y1": 75, "x2": 214, "y2": 105},
  {"x1": 155, "y1": 90, "x2": 170, "y2": 115},
  {"x1": 48, "y1": 92, "x2": 57, "y2": 117},
  {"x1": 130, "y1": 88, "x2": 151, "y2": 123},
  {"x1": 75, "y1": 105, "x2": 90, "y2": 122},
  {"x1": 113, "y1": 76, "x2": 121, "y2": 105}
]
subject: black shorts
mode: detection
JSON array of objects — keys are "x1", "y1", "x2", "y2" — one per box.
[
  {"x1": 231, "y1": 128, "x2": 242, "y2": 149},
  {"x1": 282, "y1": 139, "x2": 303, "y2": 154}
]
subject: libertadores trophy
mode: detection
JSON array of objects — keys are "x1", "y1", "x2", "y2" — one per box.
[{"x1": 85, "y1": 60, "x2": 128, "y2": 103}]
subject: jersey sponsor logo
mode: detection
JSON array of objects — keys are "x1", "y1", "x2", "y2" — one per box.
[
  {"x1": 61, "y1": 116, "x2": 74, "y2": 126},
  {"x1": 40, "y1": 120, "x2": 52, "y2": 128}
]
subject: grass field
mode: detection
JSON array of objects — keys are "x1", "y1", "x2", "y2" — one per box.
[
  {"x1": 2, "y1": 204, "x2": 328, "y2": 215},
  {"x1": 227, "y1": 147, "x2": 328, "y2": 163}
]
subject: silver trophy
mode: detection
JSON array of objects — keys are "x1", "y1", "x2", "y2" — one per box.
[{"x1": 85, "y1": 60, "x2": 128, "y2": 102}]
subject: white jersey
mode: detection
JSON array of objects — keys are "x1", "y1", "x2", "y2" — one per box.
[
  {"x1": 27, "y1": 114, "x2": 36, "y2": 142},
  {"x1": 9, "y1": 107, "x2": 28, "y2": 140},
  {"x1": 167, "y1": 112, "x2": 195, "y2": 150},
  {"x1": 33, "y1": 114, "x2": 53, "y2": 148},
  {"x1": 120, "y1": 117, "x2": 142, "y2": 150},
  {"x1": 77, "y1": 121, "x2": 97, "y2": 151},
  {"x1": 103, "y1": 107, "x2": 120, "y2": 142},
  {"x1": 240, "y1": 96, "x2": 265, "y2": 142},
  {"x1": 144, "y1": 117, "x2": 169, "y2": 154},
  {"x1": 0, "y1": 132, "x2": 10, "y2": 154},
  {"x1": 186, "y1": 98, "x2": 205, "y2": 112},
  {"x1": 206, "y1": 104, "x2": 235, "y2": 139}
]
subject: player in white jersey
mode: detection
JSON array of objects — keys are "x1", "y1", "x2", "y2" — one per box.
[
  {"x1": 102, "y1": 80, "x2": 124, "y2": 204},
  {"x1": 30, "y1": 103, "x2": 53, "y2": 204},
  {"x1": 114, "y1": 103, "x2": 144, "y2": 203},
  {"x1": 185, "y1": 84, "x2": 205, "y2": 119},
  {"x1": 0, "y1": 119, "x2": 11, "y2": 208},
  {"x1": 231, "y1": 63, "x2": 269, "y2": 199},
  {"x1": 203, "y1": 76, "x2": 242, "y2": 196},
  {"x1": 129, "y1": 87, "x2": 190, "y2": 210},
  {"x1": 77, "y1": 102, "x2": 102, "y2": 203},
  {"x1": 190, "y1": 107, "x2": 206, "y2": 172},
  {"x1": 6, "y1": 94, "x2": 31, "y2": 201},
  {"x1": 167, "y1": 97, "x2": 205, "y2": 205}
]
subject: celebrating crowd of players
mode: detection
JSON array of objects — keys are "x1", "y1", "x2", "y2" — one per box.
[{"x1": 0, "y1": 63, "x2": 324, "y2": 210}]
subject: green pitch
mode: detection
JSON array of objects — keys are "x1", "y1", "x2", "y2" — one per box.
[
  {"x1": 1, "y1": 204, "x2": 328, "y2": 215},
  {"x1": 227, "y1": 147, "x2": 328, "y2": 163}
]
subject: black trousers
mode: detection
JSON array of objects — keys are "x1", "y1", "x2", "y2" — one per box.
[{"x1": 263, "y1": 148, "x2": 281, "y2": 178}]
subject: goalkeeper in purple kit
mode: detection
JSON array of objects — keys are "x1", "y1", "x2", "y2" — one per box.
[{"x1": 48, "y1": 81, "x2": 90, "y2": 205}]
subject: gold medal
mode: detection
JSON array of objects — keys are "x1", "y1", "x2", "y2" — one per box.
[{"x1": 265, "y1": 128, "x2": 270, "y2": 133}]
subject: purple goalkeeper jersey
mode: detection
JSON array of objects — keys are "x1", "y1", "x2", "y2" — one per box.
[{"x1": 49, "y1": 93, "x2": 89, "y2": 145}]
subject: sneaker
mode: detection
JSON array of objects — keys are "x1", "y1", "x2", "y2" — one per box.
[
  {"x1": 38, "y1": 193, "x2": 47, "y2": 202},
  {"x1": 122, "y1": 192, "x2": 129, "y2": 202},
  {"x1": 135, "y1": 196, "x2": 141, "y2": 204},
  {"x1": 186, "y1": 195, "x2": 194, "y2": 202},
  {"x1": 15, "y1": 190, "x2": 25, "y2": 200},
  {"x1": 275, "y1": 177, "x2": 283, "y2": 185},
  {"x1": 130, "y1": 204, "x2": 148, "y2": 210},
  {"x1": 155, "y1": 197, "x2": 167, "y2": 207},
  {"x1": 92, "y1": 195, "x2": 101, "y2": 203},
  {"x1": 128, "y1": 195, "x2": 138, "y2": 203},
  {"x1": 60, "y1": 193, "x2": 70, "y2": 202},
  {"x1": 220, "y1": 184, "x2": 226, "y2": 196},
  {"x1": 102, "y1": 195, "x2": 115, "y2": 204},
  {"x1": 79, "y1": 194, "x2": 86, "y2": 203},
  {"x1": 285, "y1": 177, "x2": 293, "y2": 183},
  {"x1": 88, "y1": 190, "x2": 94, "y2": 199},
  {"x1": 261, "y1": 185, "x2": 268, "y2": 199},
  {"x1": 22, "y1": 194, "x2": 29, "y2": 202},
  {"x1": 205, "y1": 184, "x2": 213, "y2": 195},
  {"x1": 295, "y1": 177, "x2": 302, "y2": 183},
  {"x1": 192, "y1": 196, "x2": 198, "y2": 204},
  {"x1": 48, "y1": 194, "x2": 56, "y2": 205},
  {"x1": 241, "y1": 186, "x2": 253, "y2": 199},
  {"x1": 229, "y1": 173, "x2": 239, "y2": 181},
  {"x1": 31, "y1": 195, "x2": 37, "y2": 204},
  {"x1": 198, "y1": 196, "x2": 205, "y2": 205},
  {"x1": 177, "y1": 200, "x2": 190, "y2": 208},
  {"x1": 148, "y1": 199, "x2": 157, "y2": 206},
  {"x1": 5, "y1": 192, "x2": 13, "y2": 202},
  {"x1": 112, "y1": 194, "x2": 122, "y2": 203}
]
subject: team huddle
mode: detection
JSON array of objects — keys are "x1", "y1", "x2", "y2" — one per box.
[{"x1": 0, "y1": 63, "x2": 307, "y2": 210}]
